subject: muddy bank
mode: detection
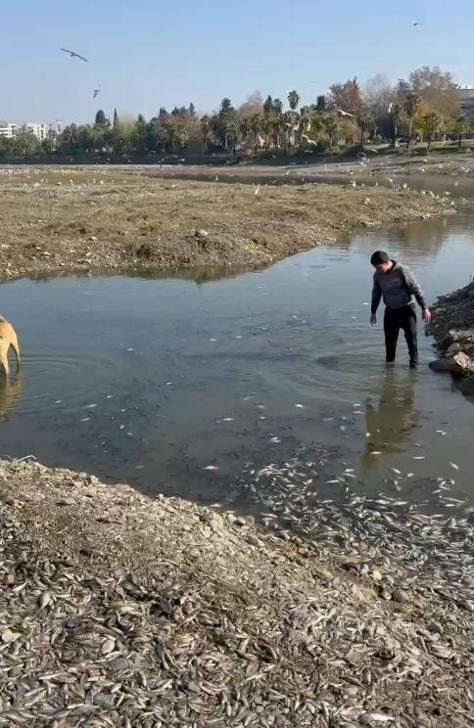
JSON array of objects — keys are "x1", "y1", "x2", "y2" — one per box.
[
  {"x1": 428, "y1": 280, "x2": 474, "y2": 396},
  {"x1": 0, "y1": 167, "x2": 453, "y2": 281},
  {"x1": 0, "y1": 458, "x2": 472, "y2": 727}
]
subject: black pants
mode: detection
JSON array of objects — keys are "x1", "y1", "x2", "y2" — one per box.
[{"x1": 384, "y1": 305, "x2": 418, "y2": 364}]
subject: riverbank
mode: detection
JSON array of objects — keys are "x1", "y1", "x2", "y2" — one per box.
[
  {"x1": 429, "y1": 279, "x2": 474, "y2": 396},
  {"x1": 0, "y1": 167, "x2": 453, "y2": 280},
  {"x1": 0, "y1": 458, "x2": 472, "y2": 727}
]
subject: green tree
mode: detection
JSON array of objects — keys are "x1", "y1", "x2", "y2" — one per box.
[
  {"x1": 323, "y1": 114, "x2": 339, "y2": 147},
  {"x1": 391, "y1": 103, "x2": 404, "y2": 147},
  {"x1": 422, "y1": 110, "x2": 443, "y2": 149},
  {"x1": 94, "y1": 109, "x2": 109, "y2": 127},
  {"x1": 316, "y1": 95, "x2": 326, "y2": 111},
  {"x1": 113, "y1": 108, "x2": 119, "y2": 131}
]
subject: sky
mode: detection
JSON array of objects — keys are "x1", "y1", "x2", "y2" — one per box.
[{"x1": 1, "y1": 0, "x2": 473, "y2": 125}]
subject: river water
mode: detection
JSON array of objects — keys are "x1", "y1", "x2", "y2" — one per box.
[{"x1": 0, "y1": 197, "x2": 473, "y2": 515}]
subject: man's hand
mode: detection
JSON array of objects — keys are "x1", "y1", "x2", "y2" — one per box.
[
  {"x1": 370, "y1": 314, "x2": 377, "y2": 327},
  {"x1": 422, "y1": 308, "x2": 432, "y2": 324}
]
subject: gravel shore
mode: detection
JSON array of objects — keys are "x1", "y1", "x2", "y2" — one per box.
[{"x1": 0, "y1": 459, "x2": 472, "y2": 727}]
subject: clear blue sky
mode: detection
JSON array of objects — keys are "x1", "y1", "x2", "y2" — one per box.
[{"x1": 1, "y1": 0, "x2": 473, "y2": 125}]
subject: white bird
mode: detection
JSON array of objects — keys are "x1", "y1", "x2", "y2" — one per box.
[
  {"x1": 93, "y1": 86, "x2": 102, "y2": 99},
  {"x1": 61, "y1": 47, "x2": 88, "y2": 62},
  {"x1": 254, "y1": 185, "x2": 261, "y2": 195},
  {"x1": 336, "y1": 108, "x2": 354, "y2": 117},
  {"x1": 301, "y1": 134, "x2": 317, "y2": 146}
]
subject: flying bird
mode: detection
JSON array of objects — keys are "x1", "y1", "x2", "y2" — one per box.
[
  {"x1": 93, "y1": 86, "x2": 102, "y2": 99},
  {"x1": 61, "y1": 48, "x2": 88, "y2": 62},
  {"x1": 336, "y1": 108, "x2": 354, "y2": 118},
  {"x1": 412, "y1": 20, "x2": 422, "y2": 26}
]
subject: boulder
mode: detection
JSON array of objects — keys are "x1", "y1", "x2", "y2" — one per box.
[
  {"x1": 459, "y1": 375, "x2": 474, "y2": 396},
  {"x1": 453, "y1": 352, "x2": 474, "y2": 376},
  {"x1": 429, "y1": 358, "x2": 457, "y2": 373}
]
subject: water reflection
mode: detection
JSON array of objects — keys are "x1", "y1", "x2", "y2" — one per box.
[
  {"x1": 361, "y1": 369, "x2": 420, "y2": 471},
  {"x1": 0, "y1": 372, "x2": 23, "y2": 422},
  {"x1": 388, "y1": 216, "x2": 450, "y2": 255}
]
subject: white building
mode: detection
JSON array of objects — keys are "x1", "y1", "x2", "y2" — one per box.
[
  {"x1": 0, "y1": 122, "x2": 51, "y2": 141},
  {"x1": 0, "y1": 123, "x2": 17, "y2": 139}
]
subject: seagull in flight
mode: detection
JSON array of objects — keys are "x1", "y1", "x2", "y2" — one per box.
[
  {"x1": 61, "y1": 48, "x2": 88, "y2": 62},
  {"x1": 93, "y1": 86, "x2": 102, "y2": 99},
  {"x1": 336, "y1": 108, "x2": 354, "y2": 118},
  {"x1": 412, "y1": 20, "x2": 422, "y2": 26}
]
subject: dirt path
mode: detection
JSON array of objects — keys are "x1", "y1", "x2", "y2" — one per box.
[{"x1": 0, "y1": 167, "x2": 452, "y2": 281}]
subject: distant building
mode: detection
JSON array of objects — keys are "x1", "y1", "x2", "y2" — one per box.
[
  {"x1": 0, "y1": 122, "x2": 51, "y2": 141},
  {"x1": 0, "y1": 123, "x2": 17, "y2": 138},
  {"x1": 457, "y1": 88, "x2": 474, "y2": 122}
]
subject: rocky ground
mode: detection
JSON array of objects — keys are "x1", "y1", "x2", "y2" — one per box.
[
  {"x1": 428, "y1": 280, "x2": 474, "y2": 397},
  {"x1": 0, "y1": 459, "x2": 473, "y2": 728},
  {"x1": 0, "y1": 166, "x2": 453, "y2": 281}
]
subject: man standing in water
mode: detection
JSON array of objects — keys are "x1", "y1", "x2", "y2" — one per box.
[{"x1": 370, "y1": 251, "x2": 432, "y2": 368}]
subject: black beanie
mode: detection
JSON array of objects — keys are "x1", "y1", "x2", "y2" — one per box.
[{"x1": 370, "y1": 250, "x2": 390, "y2": 265}]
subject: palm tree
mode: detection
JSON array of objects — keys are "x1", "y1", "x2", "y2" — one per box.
[
  {"x1": 200, "y1": 115, "x2": 211, "y2": 153},
  {"x1": 288, "y1": 90, "x2": 300, "y2": 112},
  {"x1": 454, "y1": 116, "x2": 469, "y2": 150},
  {"x1": 391, "y1": 103, "x2": 403, "y2": 148},
  {"x1": 250, "y1": 114, "x2": 263, "y2": 152},
  {"x1": 422, "y1": 111, "x2": 443, "y2": 150},
  {"x1": 324, "y1": 114, "x2": 339, "y2": 148},
  {"x1": 403, "y1": 93, "x2": 422, "y2": 148}
]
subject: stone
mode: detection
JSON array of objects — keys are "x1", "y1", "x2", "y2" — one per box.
[
  {"x1": 107, "y1": 657, "x2": 131, "y2": 672},
  {"x1": 459, "y1": 375, "x2": 474, "y2": 396},
  {"x1": 453, "y1": 352, "x2": 474, "y2": 375},
  {"x1": 392, "y1": 588, "x2": 410, "y2": 604},
  {"x1": 446, "y1": 342, "x2": 462, "y2": 357},
  {"x1": 56, "y1": 498, "x2": 75, "y2": 506},
  {"x1": 429, "y1": 358, "x2": 457, "y2": 373}
]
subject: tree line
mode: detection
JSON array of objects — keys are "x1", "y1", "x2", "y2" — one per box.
[{"x1": 1, "y1": 66, "x2": 472, "y2": 161}]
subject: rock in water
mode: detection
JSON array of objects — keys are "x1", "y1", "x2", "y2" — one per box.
[{"x1": 452, "y1": 352, "x2": 474, "y2": 376}]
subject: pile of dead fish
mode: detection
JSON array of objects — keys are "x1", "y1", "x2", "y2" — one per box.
[{"x1": 0, "y1": 458, "x2": 473, "y2": 728}]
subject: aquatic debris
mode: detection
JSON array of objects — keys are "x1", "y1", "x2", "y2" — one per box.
[
  {"x1": 294, "y1": 403, "x2": 304, "y2": 408},
  {"x1": 222, "y1": 417, "x2": 235, "y2": 422},
  {"x1": 270, "y1": 436, "x2": 281, "y2": 443},
  {"x1": 203, "y1": 465, "x2": 219, "y2": 471}
]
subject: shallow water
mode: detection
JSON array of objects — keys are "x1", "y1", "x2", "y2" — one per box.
[{"x1": 0, "y1": 209, "x2": 473, "y2": 513}]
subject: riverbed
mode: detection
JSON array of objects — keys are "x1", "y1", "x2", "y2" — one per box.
[{"x1": 0, "y1": 208, "x2": 473, "y2": 516}]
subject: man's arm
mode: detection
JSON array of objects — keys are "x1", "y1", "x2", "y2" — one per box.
[
  {"x1": 371, "y1": 277, "x2": 382, "y2": 315},
  {"x1": 403, "y1": 268, "x2": 427, "y2": 309},
  {"x1": 403, "y1": 267, "x2": 432, "y2": 323}
]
